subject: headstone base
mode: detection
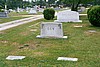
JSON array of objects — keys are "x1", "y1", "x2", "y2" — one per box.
[
  {"x1": 54, "y1": 20, "x2": 82, "y2": 23},
  {"x1": 36, "y1": 35, "x2": 68, "y2": 39}
]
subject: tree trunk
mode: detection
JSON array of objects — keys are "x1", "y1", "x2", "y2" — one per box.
[{"x1": 71, "y1": 0, "x2": 80, "y2": 11}]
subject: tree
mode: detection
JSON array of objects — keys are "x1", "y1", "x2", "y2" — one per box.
[
  {"x1": 23, "y1": 1, "x2": 30, "y2": 8},
  {"x1": 0, "y1": 0, "x2": 23, "y2": 9},
  {"x1": 94, "y1": 0, "x2": 100, "y2": 5},
  {"x1": 36, "y1": 0, "x2": 46, "y2": 6},
  {"x1": 0, "y1": 0, "x2": 6, "y2": 9},
  {"x1": 61, "y1": 0, "x2": 94, "y2": 11},
  {"x1": 7, "y1": 0, "x2": 23, "y2": 9},
  {"x1": 48, "y1": 0, "x2": 56, "y2": 4}
]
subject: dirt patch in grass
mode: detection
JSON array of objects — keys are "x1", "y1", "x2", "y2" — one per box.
[
  {"x1": 18, "y1": 43, "x2": 37, "y2": 50},
  {"x1": 19, "y1": 31, "x2": 30, "y2": 36},
  {"x1": 12, "y1": 42, "x2": 20, "y2": 45},
  {"x1": 0, "y1": 32, "x2": 5, "y2": 34},
  {"x1": 33, "y1": 52, "x2": 45, "y2": 56},
  {"x1": 0, "y1": 40, "x2": 9, "y2": 44},
  {"x1": 30, "y1": 29, "x2": 37, "y2": 32},
  {"x1": 84, "y1": 30, "x2": 99, "y2": 36}
]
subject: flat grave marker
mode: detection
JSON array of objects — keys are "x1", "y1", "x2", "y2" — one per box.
[
  {"x1": 6, "y1": 56, "x2": 25, "y2": 60},
  {"x1": 57, "y1": 57, "x2": 78, "y2": 61}
]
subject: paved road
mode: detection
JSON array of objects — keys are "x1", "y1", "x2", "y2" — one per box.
[{"x1": 0, "y1": 15, "x2": 43, "y2": 31}]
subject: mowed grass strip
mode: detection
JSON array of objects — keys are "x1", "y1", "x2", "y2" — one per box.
[
  {"x1": 0, "y1": 16, "x2": 100, "y2": 67},
  {"x1": 0, "y1": 11, "x2": 42, "y2": 24},
  {"x1": 0, "y1": 12, "x2": 27, "y2": 24}
]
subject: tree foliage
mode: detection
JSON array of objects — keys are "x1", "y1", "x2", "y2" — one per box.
[
  {"x1": 61, "y1": 0, "x2": 94, "y2": 11},
  {"x1": 0, "y1": 0, "x2": 23, "y2": 9}
]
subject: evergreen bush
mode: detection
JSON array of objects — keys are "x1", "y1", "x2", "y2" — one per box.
[
  {"x1": 43, "y1": 8, "x2": 55, "y2": 20},
  {"x1": 87, "y1": 6, "x2": 100, "y2": 27}
]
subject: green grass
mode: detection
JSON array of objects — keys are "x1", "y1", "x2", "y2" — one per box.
[
  {"x1": 0, "y1": 15, "x2": 100, "y2": 67},
  {"x1": 0, "y1": 12, "x2": 29, "y2": 24}
]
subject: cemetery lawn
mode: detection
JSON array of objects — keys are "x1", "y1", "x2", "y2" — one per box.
[
  {"x1": 0, "y1": 15, "x2": 100, "y2": 67},
  {"x1": 0, "y1": 11, "x2": 42, "y2": 24}
]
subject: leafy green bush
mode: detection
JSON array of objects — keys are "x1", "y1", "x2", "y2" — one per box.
[
  {"x1": 0, "y1": 9, "x2": 4, "y2": 12},
  {"x1": 87, "y1": 6, "x2": 100, "y2": 27},
  {"x1": 87, "y1": 6, "x2": 93, "y2": 14},
  {"x1": 43, "y1": 8, "x2": 55, "y2": 20},
  {"x1": 0, "y1": 6, "x2": 4, "y2": 12}
]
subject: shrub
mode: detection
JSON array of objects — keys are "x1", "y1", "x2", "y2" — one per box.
[
  {"x1": 0, "y1": 6, "x2": 4, "y2": 12},
  {"x1": 0, "y1": 9, "x2": 4, "y2": 12},
  {"x1": 87, "y1": 6, "x2": 100, "y2": 27},
  {"x1": 43, "y1": 8, "x2": 55, "y2": 20},
  {"x1": 87, "y1": 6, "x2": 93, "y2": 14}
]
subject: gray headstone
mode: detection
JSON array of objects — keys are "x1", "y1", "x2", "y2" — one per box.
[
  {"x1": 0, "y1": 12, "x2": 8, "y2": 18},
  {"x1": 36, "y1": 22, "x2": 67, "y2": 38}
]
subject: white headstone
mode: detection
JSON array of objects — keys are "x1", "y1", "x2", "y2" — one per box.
[
  {"x1": 78, "y1": 7, "x2": 86, "y2": 12},
  {"x1": 55, "y1": 10, "x2": 82, "y2": 22},
  {"x1": 34, "y1": 5, "x2": 38, "y2": 10},
  {"x1": 55, "y1": 12, "x2": 58, "y2": 16},
  {"x1": 38, "y1": 8, "x2": 44, "y2": 12},
  {"x1": 36, "y1": 22, "x2": 67, "y2": 38},
  {"x1": 26, "y1": 7, "x2": 29, "y2": 12},
  {"x1": 29, "y1": 8, "x2": 37, "y2": 14},
  {"x1": 17, "y1": 7, "x2": 20, "y2": 13}
]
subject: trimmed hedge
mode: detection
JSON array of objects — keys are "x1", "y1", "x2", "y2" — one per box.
[
  {"x1": 87, "y1": 6, "x2": 100, "y2": 27},
  {"x1": 43, "y1": 8, "x2": 55, "y2": 20}
]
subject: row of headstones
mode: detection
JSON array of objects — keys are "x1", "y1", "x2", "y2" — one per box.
[
  {"x1": 37, "y1": 10, "x2": 82, "y2": 39},
  {"x1": 0, "y1": 7, "x2": 44, "y2": 18}
]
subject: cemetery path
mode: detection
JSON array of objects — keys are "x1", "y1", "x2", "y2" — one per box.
[{"x1": 0, "y1": 15, "x2": 43, "y2": 31}]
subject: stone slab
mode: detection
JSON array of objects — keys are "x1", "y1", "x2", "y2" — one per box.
[
  {"x1": 6, "y1": 56, "x2": 25, "y2": 60},
  {"x1": 36, "y1": 35, "x2": 68, "y2": 39},
  {"x1": 56, "y1": 10, "x2": 82, "y2": 22},
  {"x1": 0, "y1": 12, "x2": 8, "y2": 18},
  {"x1": 36, "y1": 22, "x2": 68, "y2": 38},
  {"x1": 57, "y1": 57, "x2": 78, "y2": 61}
]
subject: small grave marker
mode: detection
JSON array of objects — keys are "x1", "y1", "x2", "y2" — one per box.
[
  {"x1": 57, "y1": 57, "x2": 78, "y2": 61},
  {"x1": 6, "y1": 56, "x2": 25, "y2": 60},
  {"x1": 74, "y1": 25, "x2": 83, "y2": 28},
  {"x1": 88, "y1": 30, "x2": 96, "y2": 33}
]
